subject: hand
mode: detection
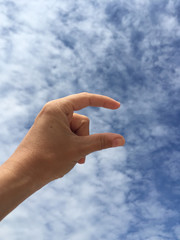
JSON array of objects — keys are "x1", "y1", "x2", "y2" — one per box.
[
  {"x1": 0, "y1": 92, "x2": 125, "y2": 220},
  {"x1": 9, "y1": 92, "x2": 125, "y2": 184}
]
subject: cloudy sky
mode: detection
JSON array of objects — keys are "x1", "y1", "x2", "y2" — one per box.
[{"x1": 0, "y1": 0, "x2": 180, "y2": 239}]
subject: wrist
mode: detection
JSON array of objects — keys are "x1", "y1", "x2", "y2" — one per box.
[
  {"x1": 0, "y1": 157, "x2": 39, "y2": 220},
  {"x1": 6, "y1": 147, "x2": 49, "y2": 189}
]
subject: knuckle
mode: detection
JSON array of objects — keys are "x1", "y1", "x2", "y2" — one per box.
[
  {"x1": 98, "y1": 135, "x2": 111, "y2": 150},
  {"x1": 79, "y1": 92, "x2": 92, "y2": 106},
  {"x1": 38, "y1": 101, "x2": 59, "y2": 120},
  {"x1": 42, "y1": 102, "x2": 53, "y2": 114},
  {"x1": 44, "y1": 101, "x2": 51, "y2": 108},
  {"x1": 81, "y1": 92, "x2": 89, "y2": 96},
  {"x1": 82, "y1": 116, "x2": 90, "y2": 124},
  {"x1": 99, "y1": 135, "x2": 106, "y2": 150}
]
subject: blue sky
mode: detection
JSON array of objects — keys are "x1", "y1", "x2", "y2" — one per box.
[{"x1": 0, "y1": 0, "x2": 180, "y2": 239}]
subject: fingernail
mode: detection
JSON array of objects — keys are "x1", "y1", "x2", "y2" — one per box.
[{"x1": 112, "y1": 137, "x2": 125, "y2": 147}]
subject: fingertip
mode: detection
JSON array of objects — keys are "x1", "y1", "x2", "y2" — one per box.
[
  {"x1": 104, "y1": 100, "x2": 121, "y2": 109},
  {"x1": 112, "y1": 136, "x2": 125, "y2": 147},
  {"x1": 78, "y1": 157, "x2": 86, "y2": 164},
  {"x1": 114, "y1": 101, "x2": 121, "y2": 109}
]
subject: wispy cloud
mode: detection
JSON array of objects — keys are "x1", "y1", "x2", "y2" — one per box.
[{"x1": 0, "y1": 0, "x2": 179, "y2": 239}]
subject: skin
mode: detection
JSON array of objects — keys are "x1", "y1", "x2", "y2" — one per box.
[{"x1": 0, "y1": 92, "x2": 125, "y2": 221}]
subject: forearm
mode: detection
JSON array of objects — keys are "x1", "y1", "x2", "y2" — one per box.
[{"x1": 0, "y1": 151, "x2": 44, "y2": 221}]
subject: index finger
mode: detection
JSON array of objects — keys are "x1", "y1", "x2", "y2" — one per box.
[{"x1": 61, "y1": 92, "x2": 120, "y2": 111}]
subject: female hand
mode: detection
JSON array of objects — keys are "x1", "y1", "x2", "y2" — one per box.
[{"x1": 7, "y1": 92, "x2": 125, "y2": 184}]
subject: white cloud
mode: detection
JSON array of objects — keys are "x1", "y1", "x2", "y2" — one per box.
[
  {"x1": 0, "y1": 0, "x2": 179, "y2": 239},
  {"x1": 163, "y1": 151, "x2": 180, "y2": 181},
  {"x1": 173, "y1": 225, "x2": 180, "y2": 240}
]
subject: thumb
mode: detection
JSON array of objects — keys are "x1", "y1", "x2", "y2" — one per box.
[{"x1": 79, "y1": 133, "x2": 125, "y2": 156}]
